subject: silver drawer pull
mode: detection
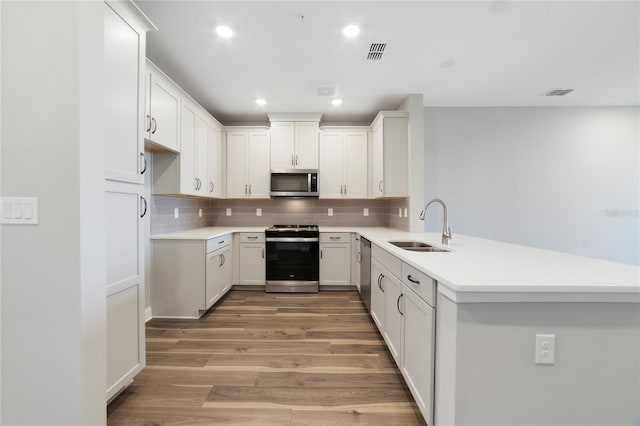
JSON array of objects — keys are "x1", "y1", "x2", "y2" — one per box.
[
  {"x1": 247, "y1": 236, "x2": 258, "y2": 239},
  {"x1": 329, "y1": 236, "x2": 340, "y2": 240},
  {"x1": 407, "y1": 275, "x2": 420, "y2": 285},
  {"x1": 218, "y1": 240, "x2": 225, "y2": 244}
]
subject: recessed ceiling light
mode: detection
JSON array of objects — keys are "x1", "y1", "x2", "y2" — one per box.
[
  {"x1": 215, "y1": 26, "x2": 233, "y2": 38},
  {"x1": 331, "y1": 98, "x2": 343, "y2": 106},
  {"x1": 255, "y1": 99, "x2": 267, "y2": 106},
  {"x1": 343, "y1": 25, "x2": 360, "y2": 37}
]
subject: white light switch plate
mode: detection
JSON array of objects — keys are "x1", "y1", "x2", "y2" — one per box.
[
  {"x1": 198, "y1": 208, "x2": 202, "y2": 218},
  {"x1": 404, "y1": 208, "x2": 408, "y2": 218},
  {"x1": 1, "y1": 197, "x2": 38, "y2": 224},
  {"x1": 328, "y1": 208, "x2": 333, "y2": 217},
  {"x1": 174, "y1": 208, "x2": 179, "y2": 219},
  {"x1": 226, "y1": 208, "x2": 232, "y2": 216},
  {"x1": 398, "y1": 208, "x2": 402, "y2": 217},
  {"x1": 256, "y1": 208, "x2": 262, "y2": 217},
  {"x1": 363, "y1": 208, "x2": 369, "y2": 217}
]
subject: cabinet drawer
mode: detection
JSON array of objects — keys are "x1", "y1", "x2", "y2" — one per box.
[
  {"x1": 372, "y1": 244, "x2": 401, "y2": 279},
  {"x1": 240, "y1": 232, "x2": 265, "y2": 243},
  {"x1": 206, "y1": 234, "x2": 232, "y2": 253},
  {"x1": 401, "y1": 262, "x2": 436, "y2": 307},
  {"x1": 320, "y1": 232, "x2": 350, "y2": 243}
]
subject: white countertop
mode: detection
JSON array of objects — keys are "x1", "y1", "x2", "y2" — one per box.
[{"x1": 151, "y1": 226, "x2": 640, "y2": 303}]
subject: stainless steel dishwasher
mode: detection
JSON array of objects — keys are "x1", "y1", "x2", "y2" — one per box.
[{"x1": 360, "y1": 237, "x2": 371, "y2": 311}]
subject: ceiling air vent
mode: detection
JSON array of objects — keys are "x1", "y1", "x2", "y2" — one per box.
[
  {"x1": 544, "y1": 88, "x2": 574, "y2": 97},
  {"x1": 367, "y1": 43, "x2": 386, "y2": 61}
]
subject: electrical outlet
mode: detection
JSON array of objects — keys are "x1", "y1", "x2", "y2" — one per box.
[
  {"x1": 226, "y1": 208, "x2": 232, "y2": 216},
  {"x1": 404, "y1": 208, "x2": 408, "y2": 218},
  {"x1": 398, "y1": 208, "x2": 402, "y2": 217},
  {"x1": 363, "y1": 208, "x2": 369, "y2": 217},
  {"x1": 198, "y1": 208, "x2": 202, "y2": 218},
  {"x1": 328, "y1": 208, "x2": 334, "y2": 217},
  {"x1": 174, "y1": 208, "x2": 179, "y2": 219},
  {"x1": 535, "y1": 334, "x2": 556, "y2": 365},
  {"x1": 256, "y1": 208, "x2": 262, "y2": 217}
]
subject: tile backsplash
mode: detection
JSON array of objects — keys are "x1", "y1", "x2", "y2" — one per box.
[{"x1": 150, "y1": 197, "x2": 409, "y2": 234}]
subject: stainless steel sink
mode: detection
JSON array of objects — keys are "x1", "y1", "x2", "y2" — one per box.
[{"x1": 388, "y1": 241, "x2": 450, "y2": 252}]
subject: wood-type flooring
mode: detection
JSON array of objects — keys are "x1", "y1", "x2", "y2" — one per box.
[{"x1": 107, "y1": 290, "x2": 427, "y2": 425}]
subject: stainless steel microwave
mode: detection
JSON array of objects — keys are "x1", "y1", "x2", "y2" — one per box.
[{"x1": 270, "y1": 169, "x2": 318, "y2": 198}]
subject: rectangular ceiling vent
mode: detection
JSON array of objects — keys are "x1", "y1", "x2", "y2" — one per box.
[
  {"x1": 367, "y1": 43, "x2": 386, "y2": 61},
  {"x1": 311, "y1": 83, "x2": 339, "y2": 97},
  {"x1": 544, "y1": 88, "x2": 574, "y2": 97}
]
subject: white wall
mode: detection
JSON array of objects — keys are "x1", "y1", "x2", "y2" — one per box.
[
  {"x1": 424, "y1": 107, "x2": 640, "y2": 265},
  {"x1": 1, "y1": 2, "x2": 106, "y2": 424}
]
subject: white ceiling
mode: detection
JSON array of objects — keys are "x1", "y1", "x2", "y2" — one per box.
[{"x1": 135, "y1": 0, "x2": 640, "y2": 125}]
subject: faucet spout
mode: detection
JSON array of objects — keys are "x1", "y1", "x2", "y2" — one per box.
[{"x1": 419, "y1": 198, "x2": 452, "y2": 246}]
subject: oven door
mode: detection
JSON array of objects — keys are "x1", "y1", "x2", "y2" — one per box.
[{"x1": 266, "y1": 237, "x2": 319, "y2": 283}]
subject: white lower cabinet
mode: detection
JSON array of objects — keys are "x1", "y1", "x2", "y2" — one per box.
[
  {"x1": 105, "y1": 180, "x2": 146, "y2": 401},
  {"x1": 370, "y1": 259, "x2": 386, "y2": 331},
  {"x1": 351, "y1": 234, "x2": 361, "y2": 290},
  {"x1": 401, "y1": 285, "x2": 435, "y2": 424},
  {"x1": 370, "y1": 244, "x2": 436, "y2": 426},
  {"x1": 239, "y1": 233, "x2": 266, "y2": 286},
  {"x1": 151, "y1": 235, "x2": 232, "y2": 318},
  {"x1": 320, "y1": 233, "x2": 351, "y2": 287}
]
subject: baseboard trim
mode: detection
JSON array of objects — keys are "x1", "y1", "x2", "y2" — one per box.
[{"x1": 144, "y1": 306, "x2": 153, "y2": 322}]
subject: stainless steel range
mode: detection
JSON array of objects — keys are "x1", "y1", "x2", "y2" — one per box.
[{"x1": 265, "y1": 225, "x2": 319, "y2": 293}]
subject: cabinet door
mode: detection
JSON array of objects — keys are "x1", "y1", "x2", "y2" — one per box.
[
  {"x1": 247, "y1": 131, "x2": 270, "y2": 198},
  {"x1": 351, "y1": 234, "x2": 361, "y2": 289},
  {"x1": 179, "y1": 100, "x2": 198, "y2": 196},
  {"x1": 294, "y1": 122, "x2": 319, "y2": 169},
  {"x1": 220, "y1": 245, "x2": 233, "y2": 294},
  {"x1": 383, "y1": 272, "x2": 403, "y2": 365},
  {"x1": 370, "y1": 260, "x2": 386, "y2": 332},
  {"x1": 226, "y1": 131, "x2": 248, "y2": 198},
  {"x1": 208, "y1": 124, "x2": 222, "y2": 198},
  {"x1": 402, "y1": 287, "x2": 435, "y2": 426},
  {"x1": 205, "y1": 250, "x2": 222, "y2": 309},
  {"x1": 319, "y1": 132, "x2": 344, "y2": 198},
  {"x1": 104, "y1": 4, "x2": 144, "y2": 184},
  {"x1": 194, "y1": 113, "x2": 209, "y2": 197},
  {"x1": 239, "y1": 243, "x2": 266, "y2": 285},
  {"x1": 105, "y1": 180, "x2": 145, "y2": 400},
  {"x1": 344, "y1": 132, "x2": 368, "y2": 199},
  {"x1": 371, "y1": 122, "x2": 384, "y2": 198},
  {"x1": 148, "y1": 69, "x2": 180, "y2": 152},
  {"x1": 270, "y1": 122, "x2": 295, "y2": 169},
  {"x1": 320, "y1": 243, "x2": 351, "y2": 286}
]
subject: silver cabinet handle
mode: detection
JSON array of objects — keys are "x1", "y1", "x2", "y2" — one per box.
[
  {"x1": 295, "y1": 154, "x2": 299, "y2": 166},
  {"x1": 249, "y1": 184, "x2": 252, "y2": 195},
  {"x1": 291, "y1": 154, "x2": 295, "y2": 166},
  {"x1": 245, "y1": 184, "x2": 248, "y2": 195},
  {"x1": 247, "y1": 236, "x2": 258, "y2": 239},
  {"x1": 146, "y1": 115, "x2": 152, "y2": 132},
  {"x1": 140, "y1": 152, "x2": 147, "y2": 175},
  {"x1": 194, "y1": 178, "x2": 198, "y2": 190},
  {"x1": 407, "y1": 275, "x2": 420, "y2": 285},
  {"x1": 397, "y1": 293, "x2": 404, "y2": 315},
  {"x1": 320, "y1": 249, "x2": 323, "y2": 259},
  {"x1": 139, "y1": 196, "x2": 147, "y2": 218},
  {"x1": 378, "y1": 273, "x2": 384, "y2": 292},
  {"x1": 329, "y1": 236, "x2": 340, "y2": 240},
  {"x1": 344, "y1": 185, "x2": 347, "y2": 195},
  {"x1": 340, "y1": 185, "x2": 343, "y2": 195},
  {"x1": 219, "y1": 254, "x2": 224, "y2": 267},
  {"x1": 378, "y1": 180, "x2": 383, "y2": 192},
  {"x1": 356, "y1": 252, "x2": 361, "y2": 263},
  {"x1": 210, "y1": 181, "x2": 214, "y2": 193},
  {"x1": 261, "y1": 248, "x2": 265, "y2": 259},
  {"x1": 151, "y1": 117, "x2": 157, "y2": 134},
  {"x1": 218, "y1": 240, "x2": 225, "y2": 244}
]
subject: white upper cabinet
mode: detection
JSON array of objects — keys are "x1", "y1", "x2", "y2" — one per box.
[
  {"x1": 104, "y1": 1, "x2": 147, "y2": 184},
  {"x1": 319, "y1": 129, "x2": 368, "y2": 199},
  {"x1": 207, "y1": 122, "x2": 223, "y2": 198},
  {"x1": 145, "y1": 61, "x2": 180, "y2": 152},
  {"x1": 226, "y1": 128, "x2": 270, "y2": 198},
  {"x1": 370, "y1": 111, "x2": 408, "y2": 198},
  {"x1": 269, "y1": 116, "x2": 320, "y2": 169}
]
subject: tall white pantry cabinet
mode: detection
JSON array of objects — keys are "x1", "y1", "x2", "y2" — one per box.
[{"x1": 104, "y1": 1, "x2": 154, "y2": 402}]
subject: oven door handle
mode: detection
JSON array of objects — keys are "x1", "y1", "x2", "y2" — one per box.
[
  {"x1": 266, "y1": 237, "x2": 319, "y2": 242},
  {"x1": 267, "y1": 237, "x2": 320, "y2": 243}
]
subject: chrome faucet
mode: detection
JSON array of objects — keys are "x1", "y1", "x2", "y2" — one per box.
[{"x1": 419, "y1": 198, "x2": 452, "y2": 246}]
